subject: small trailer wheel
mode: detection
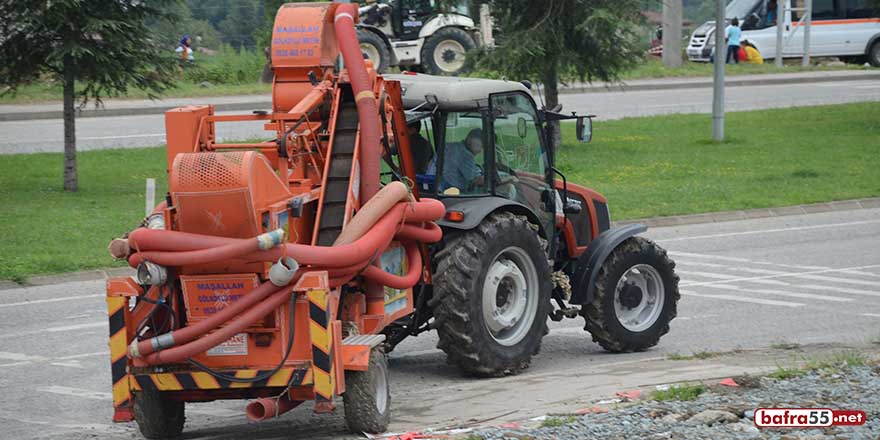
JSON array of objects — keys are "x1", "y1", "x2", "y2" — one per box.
[
  {"x1": 343, "y1": 346, "x2": 391, "y2": 433},
  {"x1": 133, "y1": 389, "x2": 185, "y2": 439}
]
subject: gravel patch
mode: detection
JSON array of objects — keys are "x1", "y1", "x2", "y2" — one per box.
[{"x1": 464, "y1": 365, "x2": 880, "y2": 440}]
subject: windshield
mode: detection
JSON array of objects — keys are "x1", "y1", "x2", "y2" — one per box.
[{"x1": 726, "y1": 0, "x2": 760, "y2": 19}]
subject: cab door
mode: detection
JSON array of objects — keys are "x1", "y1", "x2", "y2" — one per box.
[{"x1": 488, "y1": 92, "x2": 555, "y2": 238}]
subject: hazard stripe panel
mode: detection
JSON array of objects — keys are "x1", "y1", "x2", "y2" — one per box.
[
  {"x1": 131, "y1": 367, "x2": 311, "y2": 391},
  {"x1": 106, "y1": 296, "x2": 132, "y2": 420},
  {"x1": 307, "y1": 288, "x2": 334, "y2": 401}
]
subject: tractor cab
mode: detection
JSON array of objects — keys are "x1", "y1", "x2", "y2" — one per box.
[{"x1": 383, "y1": 73, "x2": 595, "y2": 257}]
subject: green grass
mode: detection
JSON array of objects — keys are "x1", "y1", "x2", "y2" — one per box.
[
  {"x1": 769, "y1": 351, "x2": 869, "y2": 380},
  {"x1": 557, "y1": 101, "x2": 880, "y2": 220},
  {"x1": 651, "y1": 383, "x2": 707, "y2": 401},
  {"x1": 0, "y1": 81, "x2": 270, "y2": 105},
  {"x1": 540, "y1": 416, "x2": 577, "y2": 428},
  {"x1": 1, "y1": 102, "x2": 878, "y2": 281},
  {"x1": 667, "y1": 350, "x2": 725, "y2": 361}
]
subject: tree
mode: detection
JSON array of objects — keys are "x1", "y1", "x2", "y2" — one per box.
[
  {"x1": 0, "y1": 0, "x2": 179, "y2": 191},
  {"x1": 472, "y1": 0, "x2": 644, "y2": 149}
]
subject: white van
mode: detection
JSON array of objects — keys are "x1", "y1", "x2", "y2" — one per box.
[{"x1": 686, "y1": 0, "x2": 880, "y2": 66}]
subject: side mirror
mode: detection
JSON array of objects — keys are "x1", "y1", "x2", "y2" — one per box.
[
  {"x1": 516, "y1": 117, "x2": 528, "y2": 139},
  {"x1": 576, "y1": 116, "x2": 593, "y2": 143}
]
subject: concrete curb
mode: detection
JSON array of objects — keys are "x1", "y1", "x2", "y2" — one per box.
[
  {"x1": 2, "y1": 71, "x2": 877, "y2": 122},
  {"x1": 556, "y1": 71, "x2": 880, "y2": 95},
  {"x1": 612, "y1": 197, "x2": 880, "y2": 229},
  {"x1": 2, "y1": 197, "x2": 878, "y2": 290}
]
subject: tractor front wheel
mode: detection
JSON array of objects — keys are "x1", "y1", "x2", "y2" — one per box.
[
  {"x1": 432, "y1": 212, "x2": 551, "y2": 376},
  {"x1": 343, "y1": 346, "x2": 391, "y2": 433},
  {"x1": 133, "y1": 389, "x2": 185, "y2": 439},
  {"x1": 582, "y1": 236, "x2": 679, "y2": 353}
]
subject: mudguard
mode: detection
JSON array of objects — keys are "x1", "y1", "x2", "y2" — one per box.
[
  {"x1": 568, "y1": 223, "x2": 647, "y2": 305},
  {"x1": 437, "y1": 196, "x2": 546, "y2": 237}
]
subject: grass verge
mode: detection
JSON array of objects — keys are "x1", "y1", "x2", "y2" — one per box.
[
  {"x1": 651, "y1": 383, "x2": 707, "y2": 401},
  {"x1": 769, "y1": 350, "x2": 870, "y2": 379},
  {"x1": 619, "y1": 57, "x2": 868, "y2": 80},
  {"x1": 1, "y1": 102, "x2": 878, "y2": 281}
]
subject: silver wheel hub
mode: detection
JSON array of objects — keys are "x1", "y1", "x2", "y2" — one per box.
[
  {"x1": 614, "y1": 264, "x2": 665, "y2": 332},
  {"x1": 374, "y1": 357, "x2": 388, "y2": 414},
  {"x1": 360, "y1": 43, "x2": 382, "y2": 68},
  {"x1": 482, "y1": 247, "x2": 539, "y2": 346},
  {"x1": 433, "y1": 40, "x2": 466, "y2": 73}
]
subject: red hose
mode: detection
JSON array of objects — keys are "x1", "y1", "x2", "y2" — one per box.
[
  {"x1": 334, "y1": 3, "x2": 380, "y2": 203},
  {"x1": 143, "y1": 287, "x2": 294, "y2": 365},
  {"x1": 362, "y1": 241, "x2": 423, "y2": 289},
  {"x1": 246, "y1": 395, "x2": 302, "y2": 422},
  {"x1": 130, "y1": 281, "x2": 286, "y2": 359}
]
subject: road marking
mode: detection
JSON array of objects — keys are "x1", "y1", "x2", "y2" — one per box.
[
  {"x1": 862, "y1": 313, "x2": 880, "y2": 318},
  {"x1": 0, "y1": 294, "x2": 103, "y2": 308},
  {"x1": 680, "y1": 289, "x2": 803, "y2": 307},
  {"x1": 670, "y1": 251, "x2": 829, "y2": 270},
  {"x1": 708, "y1": 284, "x2": 852, "y2": 302},
  {"x1": 56, "y1": 351, "x2": 108, "y2": 360},
  {"x1": 680, "y1": 264, "x2": 880, "y2": 288},
  {"x1": 839, "y1": 270, "x2": 880, "y2": 279},
  {"x1": 0, "y1": 352, "x2": 49, "y2": 362},
  {"x1": 659, "y1": 219, "x2": 880, "y2": 242},
  {"x1": 799, "y1": 284, "x2": 880, "y2": 298},
  {"x1": 50, "y1": 361, "x2": 86, "y2": 369},
  {"x1": 678, "y1": 270, "x2": 791, "y2": 286},
  {"x1": 0, "y1": 321, "x2": 106, "y2": 339},
  {"x1": 37, "y1": 385, "x2": 111, "y2": 400},
  {"x1": 80, "y1": 133, "x2": 165, "y2": 140},
  {"x1": 678, "y1": 263, "x2": 880, "y2": 288},
  {"x1": 790, "y1": 273, "x2": 880, "y2": 288},
  {"x1": 0, "y1": 361, "x2": 32, "y2": 368}
]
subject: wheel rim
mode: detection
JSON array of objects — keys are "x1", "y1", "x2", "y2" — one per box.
[
  {"x1": 374, "y1": 356, "x2": 388, "y2": 414},
  {"x1": 613, "y1": 264, "x2": 665, "y2": 332},
  {"x1": 433, "y1": 39, "x2": 466, "y2": 73},
  {"x1": 360, "y1": 43, "x2": 382, "y2": 68},
  {"x1": 481, "y1": 246, "x2": 539, "y2": 346}
]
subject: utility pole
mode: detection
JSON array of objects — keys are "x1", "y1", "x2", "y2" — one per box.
[
  {"x1": 802, "y1": 0, "x2": 812, "y2": 66},
  {"x1": 712, "y1": 0, "x2": 725, "y2": 142},
  {"x1": 662, "y1": 0, "x2": 683, "y2": 68},
  {"x1": 775, "y1": 0, "x2": 785, "y2": 67}
]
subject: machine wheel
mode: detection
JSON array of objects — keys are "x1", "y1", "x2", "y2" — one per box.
[
  {"x1": 420, "y1": 27, "x2": 475, "y2": 75},
  {"x1": 868, "y1": 41, "x2": 880, "y2": 67},
  {"x1": 133, "y1": 389, "x2": 185, "y2": 439},
  {"x1": 343, "y1": 346, "x2": 391, "y2": 433},
  {"x1": 357, "y1": 29, "x2": 391, "y2": 73},
  {"x1": 431, "y1": 212, "x2": 551, "y2": 376},
  {"x1": 582, "y1": 237, "x2": 679, "y2": 353}
]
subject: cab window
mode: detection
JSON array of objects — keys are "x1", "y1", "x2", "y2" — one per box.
[{"x1": 439, "y1": 112, "x2": 487, "y2": 195}]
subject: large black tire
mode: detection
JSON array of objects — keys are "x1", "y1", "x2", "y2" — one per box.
[
  {"x1": 133, "y1": 390, "x2": 185, "y2": 439},
  {"x1": 357, "y1": 29, "x2": 391, "y2": 73},
  {"x1": 868, "y1": 41, "x2": 880, "y2": 68},
  {"x1": 343, "y1": 347, "x2": 391, "y2": 433},
  {"x1": 582, "y1": 236, "x2": 680, "y2": 353},
  {"x1": 420, "y1": 27, "x2": 476, "y2": 76},
  {"x1": 431, "y1": 212, "x2": 552, "y2": 376}
]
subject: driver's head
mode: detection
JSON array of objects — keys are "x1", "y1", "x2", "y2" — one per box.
[
  {"x1": 407, "y1": 121, "x2": 421, "y2": 135},
  {"x1": 465, "y1": 128, "x2": 483, "y2": 154}
]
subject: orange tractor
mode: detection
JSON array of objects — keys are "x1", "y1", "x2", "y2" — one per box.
[{"x1": 104, "y1": 2, "x2": 680, "y2": 438}]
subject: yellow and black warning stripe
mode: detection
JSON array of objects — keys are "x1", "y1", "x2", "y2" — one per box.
[
  {"x1": 307, "y1": 289, "x2": 334, "y2": 401},
  {"x1": 131, "y1": 367, "x2": 312, "y2": 392},
  {"x1": 107, "y1": 296, "x2": 133, "y2": 421}
]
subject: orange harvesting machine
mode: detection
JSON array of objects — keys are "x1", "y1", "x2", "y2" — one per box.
[{"x1": 103, "y1": 2, "x2": 442, "y2": 437}]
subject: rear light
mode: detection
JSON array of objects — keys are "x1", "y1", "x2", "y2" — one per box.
[{"x1": 445, "y1": 210, "x2": 465, "y2": 222}]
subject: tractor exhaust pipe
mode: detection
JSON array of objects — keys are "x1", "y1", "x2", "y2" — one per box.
[{"x1": 246, "y1": 395, "x2": 303, "y2": 422}]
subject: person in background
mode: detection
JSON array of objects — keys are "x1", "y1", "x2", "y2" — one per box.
[
  {"x1": 407, "y1": 121, "x2": 434, "y2": 174},
  {"x1": 767, "y1": 0, "x2": 778, "y2": 26},
  {"x1": 176, "y1": 34, "x2": 194, "y2": 63},
  {"x1": 742, "y1": 40, "x2": 764, "y2": 64},
  {"x1": 726, "y1": 18, "x2": 742, "y2": 64}
]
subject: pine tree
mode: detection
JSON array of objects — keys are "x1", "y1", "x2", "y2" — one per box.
[{"x1": 0, "y1": 0, "x2": 180, "y2": 191}]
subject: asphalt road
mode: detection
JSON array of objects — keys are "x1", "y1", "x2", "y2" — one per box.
[
  {"x1": 1, "y1": 208, "x2": 879, "y2": 439},
  {"x1": 2, "y1": 78, "x2": 879, "y2": 154}
]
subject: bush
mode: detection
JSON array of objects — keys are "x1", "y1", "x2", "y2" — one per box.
[{"x1": 182, "y1": 45, "x2": 265, "y2": 85}]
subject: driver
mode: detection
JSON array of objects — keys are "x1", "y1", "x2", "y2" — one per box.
[{"x1": 442, "y1": 128, "x2": 484, "y2": 192}]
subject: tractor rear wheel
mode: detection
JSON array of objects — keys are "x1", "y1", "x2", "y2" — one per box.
[
  {"x1": 343, "y1": 346, "x2": 391, "y2": 433},
  {"x1": 357, "y1": 29, "x2": 391, "y2": 73},
  {"x1": 431, "y1": 212, "x2": 551, "y2": 376},
  {"x1": 582, "y1": 236, "x2": 679, "y2": 353},
  {"x1": 133, "y1": 389, "x2": 185, "y2": 439}
]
